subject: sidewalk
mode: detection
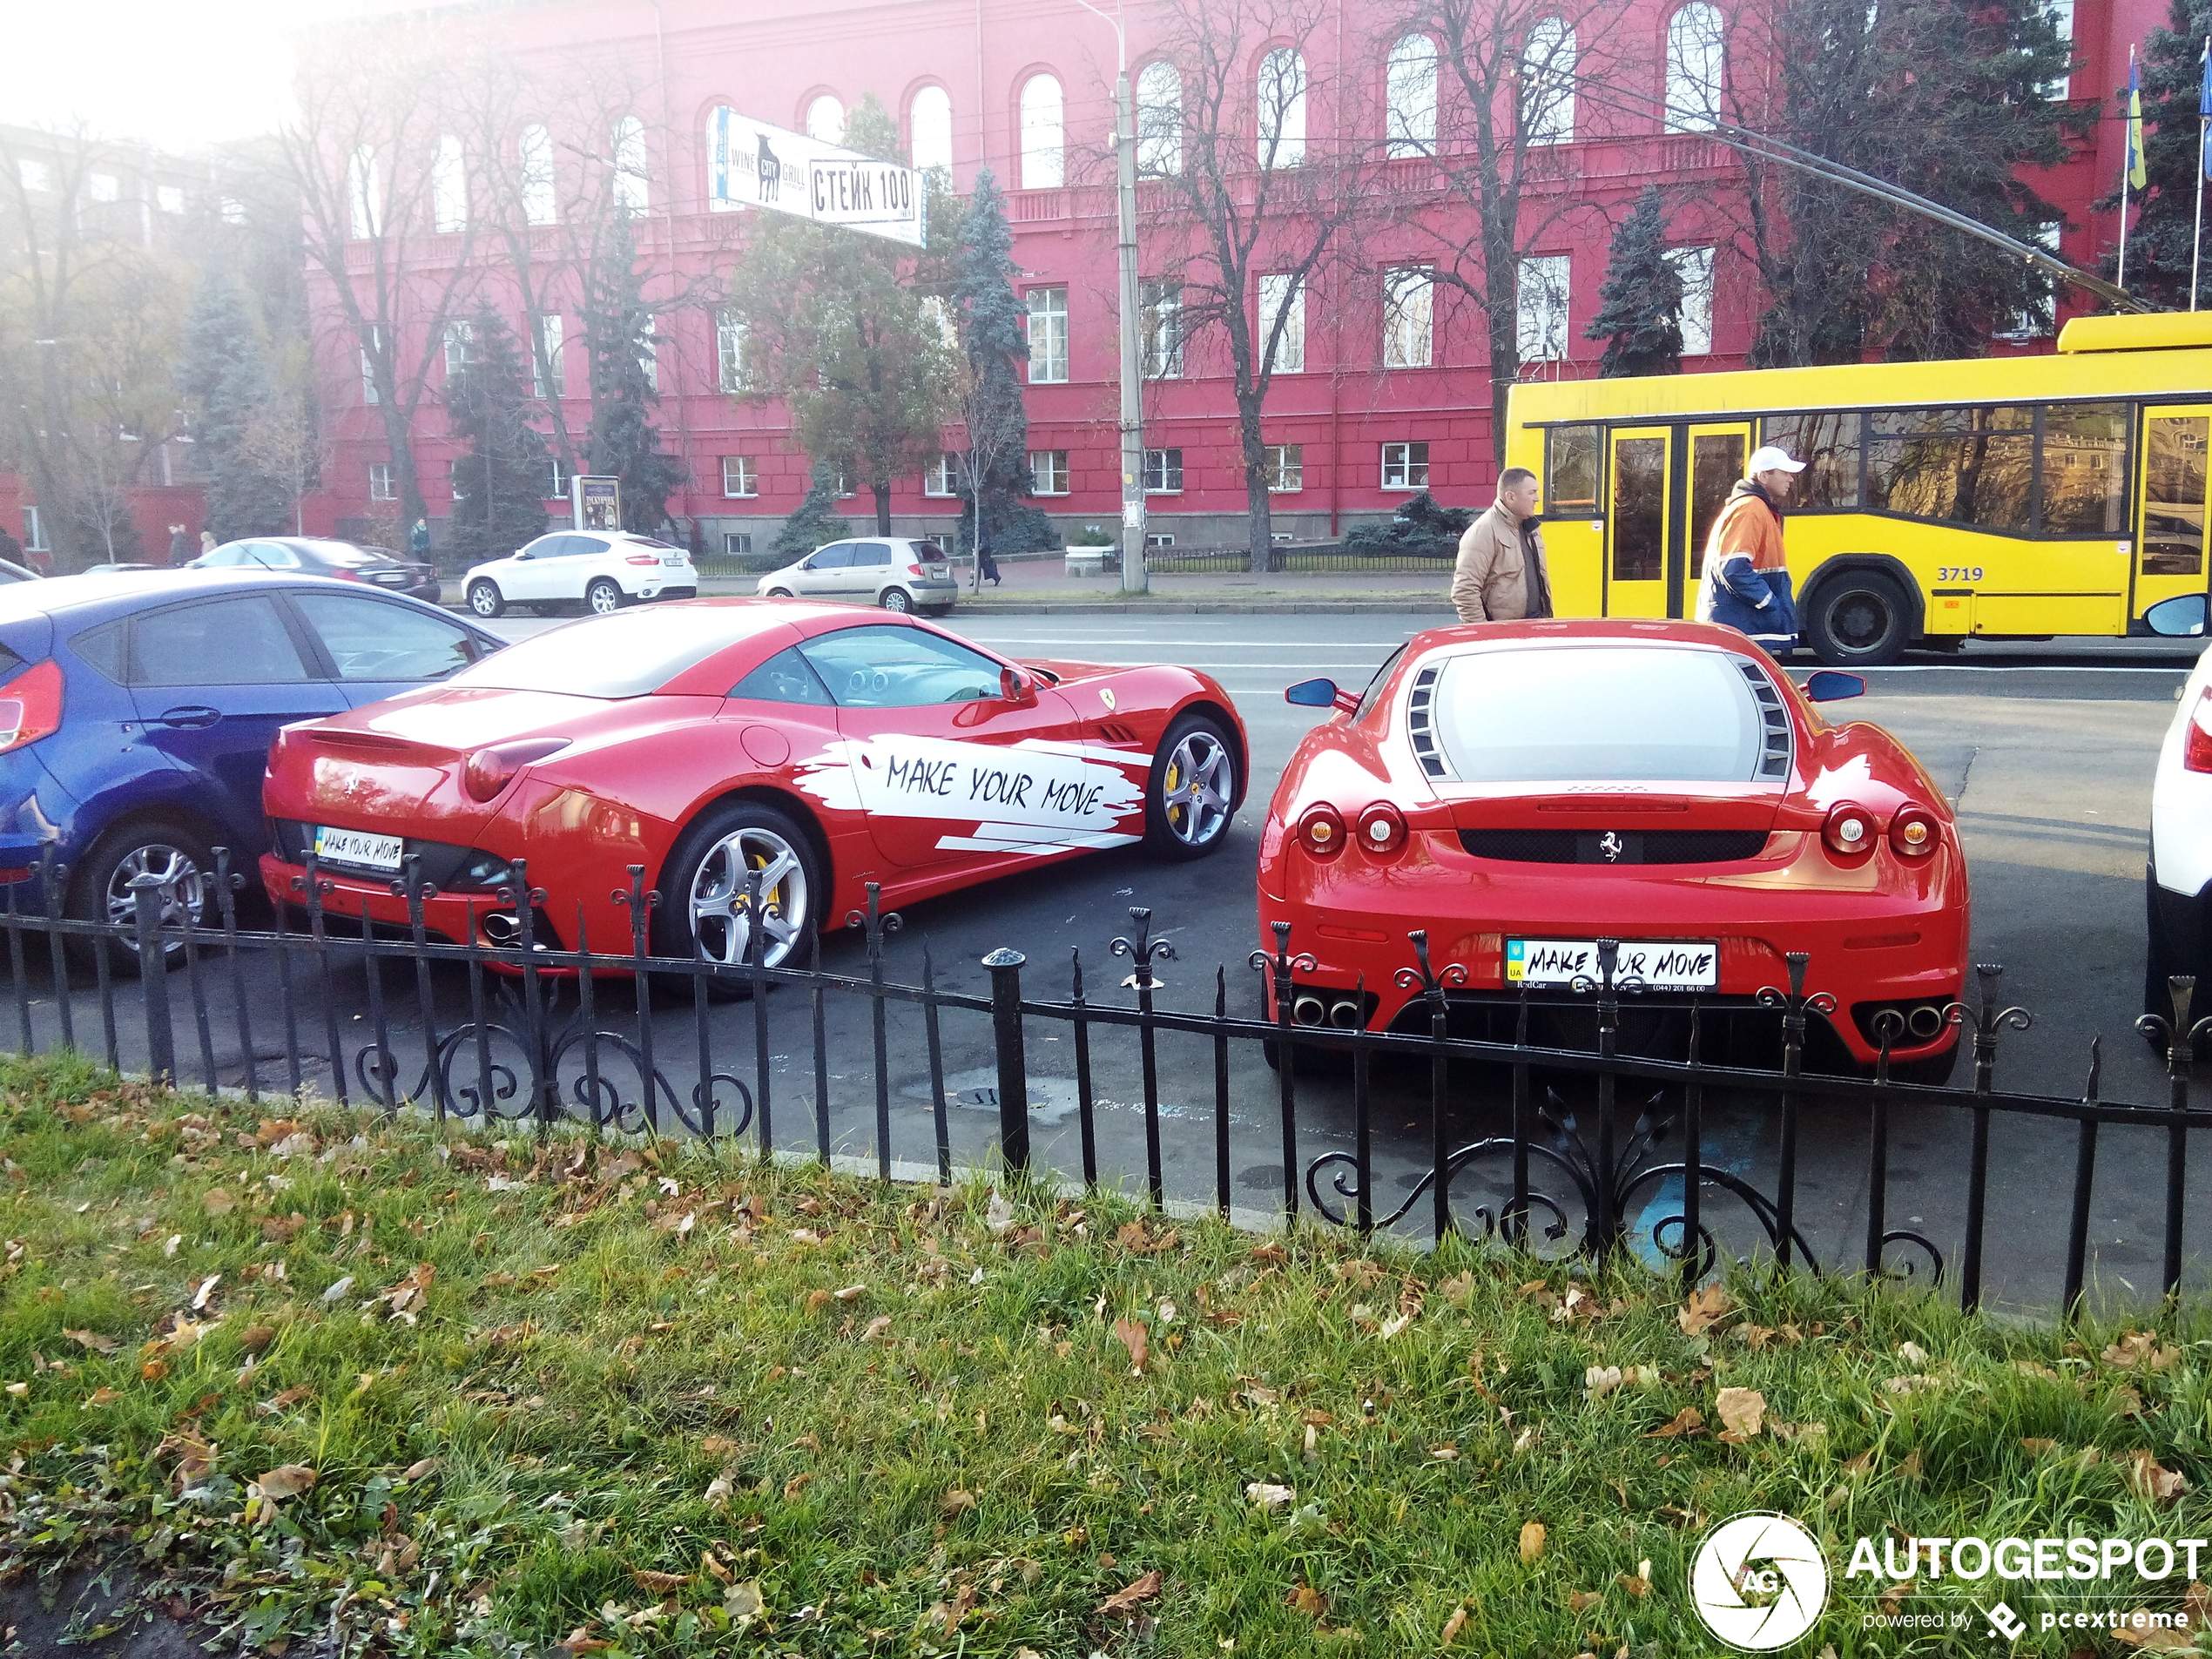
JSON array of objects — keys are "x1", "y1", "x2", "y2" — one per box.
[{"x1": 693, "y1": 558, "x2": 1457, "y2": 614}]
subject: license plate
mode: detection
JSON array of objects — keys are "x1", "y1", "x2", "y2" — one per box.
[
  {"x1": 663, "y1": 556, "x2": 685, "y2": 566},
  {"x1": 314, "y1": 826, "x2": 404, "y2": 873},
  {"x1": 1506, "y1": 938, "x2": 1718, "y2": 992}
]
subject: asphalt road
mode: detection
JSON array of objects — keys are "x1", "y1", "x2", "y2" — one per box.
[{"x1": 17, "y1": 610, "x2": 2203, "y2": 1316}]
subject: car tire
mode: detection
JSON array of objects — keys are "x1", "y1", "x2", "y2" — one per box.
[
  {"x1": 880, "y1": 588, "x2": 914, "y2": 614},
  {"x1": 65, "y1": 818, "x2": 216, "y2": 978},
  {"x1": 467, "y1": 580, "x2": 505, "y2": 619},
  {"x1": 586, "y1": 578, "x2": 627, "y2": 617},
  {"x1": 765, "y1": 587, "x2": 794, "y2": 600},
  {"x1": 1806, "y1": 571, "x2": 1912, "y2": 666},
  {"x1": 2142, "y1": 860, "x2": 2206, "y2": 1049},
  {"x1": 1143, "y1": 714, "x2": 1238, "y2": 860},
  {"x1": 651, "y1": 801, "x2": 820, "y2": 1001}
]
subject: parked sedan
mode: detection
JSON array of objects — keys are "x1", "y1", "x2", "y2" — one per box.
[
  {"x1": 757, "y1": 537, "x2": 958, "y2": 615},
  {"x1": 193, "y1": 536, "x2": 442, "y2": 604},
  {"x1": 465, "y1": 530, "x2": 698, "y2": 618},
  {"x1": 0, "y1": 570, "x2": 503, "y2": 968}
]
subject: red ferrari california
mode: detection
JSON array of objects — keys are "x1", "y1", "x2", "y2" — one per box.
[
  {"x1": 260, "y1": 601, "x2": 1245, "y2": 968},
  {"x1": 1258, "y1": 619, "x2": 1966, "y2": 1075}
]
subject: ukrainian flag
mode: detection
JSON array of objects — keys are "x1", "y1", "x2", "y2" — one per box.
[{"x1": 2129, "y1": 51, "x2": 2148, "y2": 190}]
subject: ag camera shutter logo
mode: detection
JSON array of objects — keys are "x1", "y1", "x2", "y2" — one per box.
[{"x1": 1691, "y1": 1513, "x2": 1830, "y2": 1650}]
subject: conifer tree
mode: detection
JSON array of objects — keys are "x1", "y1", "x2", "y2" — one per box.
[
  {"x1": 1586, "y1": 188, "x2": 1685, "y2": 378},
  {"x1": 949, "y1": 169, "x2": 1055, "y2": 553},
  {"x1": 178, "y1": 271, "x2": 292, "y2": 541},
  {"x1": 443, "y1": 308, "x2": 550, "y2": 565},
  {"x1": 583, "y1": 211, "x2": 686, "y2": 534},
  {"x1": 2115, "y1": 0, "x2": 2212, "y2": 307},
  {"x1": 772, "y1": 470, "x2": 853, "y2": 561}
]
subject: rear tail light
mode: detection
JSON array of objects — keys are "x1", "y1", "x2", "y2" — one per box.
[
  {"x1": 1355, "y1": 802, "x2": 1407, "y2": 854},
  {"x1": 906, "y1": 564, "x2": 926, "y2": 576},
  {"x1": 0, "y1": 660, "x2": 63, "y2": 755},
  {"x1": 463, "y1": 738, "x2": 570, "y2": 802},
  {"x1": 1889, "y1": 804, "x2": 1940, "y2": 858},
  {"x1": 2187, "y1": 687, "x2": 2212, "y2": 772},
  {"x1": 625, "y1": 555, "x2": 658, "y2": 566},
  {"x1": 1296, "y1": 803, "x2": 1345, "y2": 859},
  {"x1": 334, "y1": 569, "x2": 362, "y2": 582},
  {"x1": 1822, "y1": 801, "x2": 1876, "y2": 858}
]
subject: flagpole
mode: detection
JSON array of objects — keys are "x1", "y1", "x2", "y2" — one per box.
[
  {"x1": 2121, "y1": 172, "x2": 2134, "y2": 293},
  {"x1": 2121, "y1": 45, "x2": 2139, "y2": 293}
]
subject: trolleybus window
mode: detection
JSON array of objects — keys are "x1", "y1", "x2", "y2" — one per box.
[
  {"x1": 1758, "y1": 412, "x2": 1859, "y2": 509},
  {"x1": 2143, "y1": 413, "x2": 2209, "y2": 576},
  {"x1": 2042, "y1": 403, "x2": 2129, "y2": 536},
  {"x1": 1546, "y1": 424, "x2": 1601, "y2": 514}
]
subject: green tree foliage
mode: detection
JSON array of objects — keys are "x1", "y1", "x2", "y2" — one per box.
[
  {"x1": 724, "y1": 94, "x2": 959, "y2": 536},
  {"x1": 772, "y1": 470, "x2": 855, "y2": 561},
  {"x1": 583, "y1": 211, "x2": 686, "y2": 534},
  {"x1": 179, "y1": 271, "x2": 293, "y2": 543},
  {"x1": 1744, "y1": 0, "x2": 2083, "y2": 364},
  {"x1": 944, "y1": 170, "x2": 1055, "y2": 554},
  {"x1": 1585, "y1": 187, "x2": 1685, "y2": 378},
  {"x1": 2115, "y1": 0, "x2": 2212, "y2": 307},
  {"x1": 442, "y1": 308, "x2": 550, "y2": 566}
]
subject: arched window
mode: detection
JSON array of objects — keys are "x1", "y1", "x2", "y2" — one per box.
[
  {"x1": 1136, "y1": 60, "x2": 1183, "y2": 175},
  {"x1": 706, "y1": 105, "x2": 735, "y2": 207},
  {"x1": 1258, "y1": 47, "x2": 1306, "y2": 168},
  {"x1": 520, "y1": 124, "x2": 556, "y2": 225},
  {"x1": 1665, "y1": 3, "x2": 1726, "y2": 132},
  {"x1": 806, "y1": 94, "x2": 846, "y2": 143},
  {"x1": 1020, "y1": 73, "x2": 1064, "y2": 189},
  {"x1": 1385, "y1": 35, "x2": 1437, "y2": 158},
  {"x1": 431, "y1": 134, "x2": 466, "y2": 233},
  {"x1": 1521, "y1": 19, "x2": 1576, "y2": 145},
  {"x1": 612, "y1": 115, "x2": 649, "y2": 213},
  {"x1": 347, "y1": 145, "x2": 381, "y2": 239},
  {"x1": 910, "y1": 86, "x2": 954, "y2": 172}
]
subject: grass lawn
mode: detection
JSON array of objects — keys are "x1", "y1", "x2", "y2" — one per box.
[{"x1": 0, "y1": 1052, "x2": 2208, "y2": 1656}]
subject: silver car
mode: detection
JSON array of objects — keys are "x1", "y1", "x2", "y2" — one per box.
[{"x1": 756, "y1": 536, "x2": 958, "y2": 615}]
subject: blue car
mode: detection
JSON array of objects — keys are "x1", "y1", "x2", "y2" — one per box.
[{"x1": 0, "y1": 570, "x2": 504, "y2": 966}]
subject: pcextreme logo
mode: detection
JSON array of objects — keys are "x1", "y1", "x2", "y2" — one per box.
[{"x1": 1690, "y1": 1513, "x2": 1831, "y2": 1651}]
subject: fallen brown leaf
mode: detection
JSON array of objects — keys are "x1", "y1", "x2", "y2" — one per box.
[
  {"x1": 253, "y1": 1464, "x2": 316, "y2": 1500},
  {"x1": 203, "y1": 1188, "x2": 236, "y2": 1217},
  {"x1": 2128, "y1": 1450, "x2": 2190, "y2": 1506},
  {"x1": 1099, "y1": 1569, "x2": 1163, "y2": 1616},
  {"x1": 1285, "y1": 1583, "x2": 1329, "y2": 1619},
  {"x1": 1113, "y1": 1318, "x2": 1149, "y2": 1373},
  {"x1": 1647, "y1": 1406, "x2": 1705, "y2": 1439},
  {"x1": 631, "y1": 1569, "x2": 691, "y2": 1593},
  {"x1": 1716, "y1": 1386, "x2": 1765, "y2": 1442},
  {"x1": 2104, "y1": 1332, "x2": 2182, "y2": 1372},
  {"x1": 1440, "y1": 1604, "x2": 1469, "y2": 1644},
  {"x1": 62, "y1": 1329, "x2": 117, "y2": 1355},
  {"x1": 1520, "y1": 1520, "x2": 1547, "y2": 1565},
  {"x1": 1678, "y1": 1284, "x2": 1734, "y2": 1336}
]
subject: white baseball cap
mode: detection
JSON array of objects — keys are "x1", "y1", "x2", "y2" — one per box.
[{"x1": 1748, "y1": 444, "x2": 1806, "y2": 474}]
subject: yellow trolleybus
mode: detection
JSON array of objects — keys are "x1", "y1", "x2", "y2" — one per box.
[{"x1": 1501, "y1": 311, "x2": 2212, "y2": 664}]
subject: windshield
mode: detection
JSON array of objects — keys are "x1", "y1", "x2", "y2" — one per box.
[
  {"x1": 1431, "y1": 645, "x2": 1770, "y2": 783},
  {"x1": 447, "y1": 607, "x2": 777, "y2": 698}
]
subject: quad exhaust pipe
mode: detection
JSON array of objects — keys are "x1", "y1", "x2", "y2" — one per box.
[
  {"x1": 1291, "y1": 994, "x2": 1325, "y2": 1027},
  {"x1": 1907, "y1": 1003, "x2": 1944, "y2": 1041},
  {"x1": 1327, "y1": 999, "x2": 1363, "y2": 1029}
]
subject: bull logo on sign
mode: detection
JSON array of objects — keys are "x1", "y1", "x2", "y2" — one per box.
[
  {"x1": 757, "y1": 135, "x2": 783, "y2": 201},
  {"x1": 1599, "y1": 831, "x2": 1624, "y2": 863}
]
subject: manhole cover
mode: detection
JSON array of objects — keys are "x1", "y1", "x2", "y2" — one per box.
[{"x1": 900, "y1": 1067, "x2": 1082, "y2": 1125}]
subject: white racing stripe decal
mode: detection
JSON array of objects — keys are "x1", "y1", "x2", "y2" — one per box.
[{"x1": 791, "y1": 734, "x2": 1149, "y2": 857}]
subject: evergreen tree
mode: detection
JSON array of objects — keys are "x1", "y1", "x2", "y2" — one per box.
[
  {"x1": 443, "y1": 308, "x2": 550, "y2": 565},
  {"x1": 1745, "y1": 0, "x2": 2083, "y2": 364},
  {"x1": 583, "y1": 211, "x2": 687, "y2": 534},
  {"x1": 2114, "y1": 0, "x2": 2212, "y2": 307},
  {"x1": 1585, "y1": 188, "x2": 1685, "y2": 378},
  {"x1": 948, "y1": 170, "x2": 1055, "y2": 553},
  {"x1": 178, "y1": 271, "x2": 292, "y2": 542},
  {"x1": 772, "y1": 470, "x2": 854, "y2": 561}
]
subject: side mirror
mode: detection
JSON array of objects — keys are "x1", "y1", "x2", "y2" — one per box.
[
  {"x1": 1000, "y1": 665, "x2": 1037, "y2": 706},
  {"x1": 1802, "y1": 671, "x2": 1865, "y2": 703},
  {"x1": 1285, "y1": 678, "x2": 1340, "y2": 708},
  {"x1": 2146, "y1": 593, "x2": 2209, "y2": 637}
]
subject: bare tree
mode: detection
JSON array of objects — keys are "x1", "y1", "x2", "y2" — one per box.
[
  {"x1": 1135, "y1": 0, "x2": 1376, "y2": 570},
  {"x1": 236, "y1": 339, "x2": 328, "y2": 536},
  {"x1": 275, "y1": 24, "x2": 484, "y2": 529}
]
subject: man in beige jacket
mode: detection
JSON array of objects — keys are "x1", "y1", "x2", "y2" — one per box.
[{"x1": 1451, "y1": 467, "x2": 1552, "y2": 623}]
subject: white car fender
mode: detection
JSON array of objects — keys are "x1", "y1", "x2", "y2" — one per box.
[{"x1": 2151, "y1": 643, "x2": 2212, "y2": 899}]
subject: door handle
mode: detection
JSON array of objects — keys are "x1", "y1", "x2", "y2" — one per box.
[{"x1": 154, "y1": 706, "x2": 220, "y2": 730}]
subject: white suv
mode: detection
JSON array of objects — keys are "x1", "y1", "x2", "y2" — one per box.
[
  {"x1": 2143, "y1": 594, "x2": 2212, "y2": 1017},
  {"x1": 465, "y1": 531, "x2": 698, "y2": 617},
  {"x1": 756, "y1": 537, "x2": 959, "y2": 615}
]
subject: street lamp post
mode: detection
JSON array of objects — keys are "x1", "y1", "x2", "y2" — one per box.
[{"x1": 1074, "y1": 0, "x2": 1148, "y2": 594}]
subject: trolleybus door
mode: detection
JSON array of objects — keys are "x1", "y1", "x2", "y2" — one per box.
[
  {"x1": 1683, "y1": 424, "x2": 1752, "y2": 617},
  {"x1": 2138, "y1": 408, "x2": 2211, "y2": 617},
  {"x1": 1605, "y1": 427, "x2": 1671, "y2": 617}
]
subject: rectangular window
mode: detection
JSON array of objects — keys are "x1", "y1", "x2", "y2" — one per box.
[
  {"x1": 1026, "y1": 287, "x2": 1068, "y2": 382},
  {"x1": 1381, "y1": 441, "x2": 1430, "y2": 490},
  {"x1": 2142, "y1": 413, "x2": 2204, "y2": 570},
  {"x1": 449, "y1": 458, "x2": 471, "y2": 500},
  {"x1": 1517, "y1": 254, "x2": 1570, "y2": 363},
  {"x1": 1383, "y1": 266, "x2": 1433, "y2": 369},
  {"x1": 156, "y1": 185, "x2": 184, "y2": 214},
  {"x1": 1142, "y1": 279, "x2": 1184, "y2": 378},
  {"x1": 1546, "y1": 425, "x2": 1602, "y2": 514},
  {"x1": 1760, "y1": 412, "x2": 1861, "y2": 510},
  {"x1": 89, "y1": 172, "x2": 118, "y2": 203},
  {"x1": 923, "y1": 453, "x2": 959, "y2": 497},
  {"x1": 1259, "y1": 273, "x2": 1305, "y2": 374},
  {"x1": 725, "y1": 532, "x2": 755, "y2": 557},
  {"x1": 1029, "y1": 449, "x2": 1069, "y2": 494},
  {"x1": 1667, "y1": 246, "x2": 1715, "y2": 357},
  {"x1": 1865, "y1": 406, "x2": 2034, "y2": 532},
  {"x1": 2042, "y1": 0, "x2": 2075, "y2": 98},
  {"x1": 532, "y1": 314, "x2": 563, "y2": 399},
  {"x1": 220, "y1": 196, "x2": 246, "y2": 225},
  {"x1": 17, "y1": 159, "x2": 51, "y2": 192},
  {"x1": 2042, "y1": 402, "x2": 2128, "y2": 535},
  {"x1": 717, "y1": 309, "x2": 748, "y2": 392},
  {"x1": 442, "y1": 320, "x2": 472, "y2": 379},
  {"x1": 368, "y1": 462, "x2": 395, "y2": 502},
  {"x1": 1265, "y1": 443, "x2": 1304, "y2": 492},
  {"x1": 722, "y1": 455, "x2": 758, "y2": 498},
  {"x1": 637, "y1": 342, "x2": 658, "y2": 393},
  {"x1": 1143, "y1": 448, "x2": 1184, "y2": 493},
  {"x1": 549, "y1": 459, "x2": 573, "y2": 500},
  {"x1": 1146, "y1": 532, "x2": 1176, "y2": 548},
  {"x1": 360, "y1": 329, "x2": 381, "y2": 406},
  {"x1": 23, "y1": 506, "x2": 45, "y2": 552}
]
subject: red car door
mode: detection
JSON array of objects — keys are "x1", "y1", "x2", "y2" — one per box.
[{"x1": 789, "y1": 624, "x2": 1139, "y2": 870}]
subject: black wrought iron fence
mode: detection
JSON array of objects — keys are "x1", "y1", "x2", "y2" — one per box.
[{"x1": 4, "y1": 843, "x2": 2211, "y2": 1322}]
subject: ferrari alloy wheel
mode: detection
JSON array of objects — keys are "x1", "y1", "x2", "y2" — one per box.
[
  {"x1": 880, "y1": 587, "x2": 914, "y2": 614},
  {"x1": 1144, "y1": 716, "x2": 1237, "y2": 859},
  {"x1": 467, "y1": 580, "x2": 505, "y2": 618},
  {"x1": 587, "y1": 578, "x2": 625, "y2": 616},
  {"x1": 654, "y1": 803, "x2": 819, "y2": 997},
  {"x1": 67, "y1": 819, "x2": 214, "y2": 975}
]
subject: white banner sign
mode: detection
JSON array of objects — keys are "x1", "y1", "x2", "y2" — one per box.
[{"x1": 707, "y1": 107, "x2": 927, "y2": 248}]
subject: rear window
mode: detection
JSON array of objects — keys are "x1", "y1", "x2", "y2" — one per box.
[
  {"x1": 1430, "y1": 645, "x2": 1770, "y2": 783},
  {"x1": 448, "y1": 607, "x2": 776, "y2": 698},
  {"x1": 912, "y1": 542, "x2": 946, "y2": 562}
]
